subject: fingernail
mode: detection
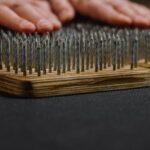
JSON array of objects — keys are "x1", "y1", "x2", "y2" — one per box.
[
  {"x1": 20, "y1": 20, "x2": 36, "y2": 31},
  {"x1": 37, "y1": 19, "x2": 53, "y2": 31}
]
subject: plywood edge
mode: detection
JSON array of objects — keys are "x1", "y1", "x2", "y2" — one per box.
[{"x1": 0, "y1": 69, "x2": 150, "y2": 97}]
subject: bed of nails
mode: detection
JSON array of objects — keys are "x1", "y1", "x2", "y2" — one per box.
[{"x1": 0, "y1": 23, "x2": 150, "y2": 77}]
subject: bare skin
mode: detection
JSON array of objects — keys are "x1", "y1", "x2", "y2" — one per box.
[
  {"x1": 70, "y1": 0, "x2": 150, "y2": 27},
  {"x1": 0, "y1": 0, "x2": 150, "y2": 32},
  {"x1": 0, "y1": 0, "x2": 64, "y2": 32}
]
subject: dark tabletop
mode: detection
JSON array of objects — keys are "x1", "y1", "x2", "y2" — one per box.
[
  {"x1": 0, "y1": 0, "x2": 150, "y2": 149},
  {"x1": 0, "y1": 88, "x2": 150, "y2": 150}
]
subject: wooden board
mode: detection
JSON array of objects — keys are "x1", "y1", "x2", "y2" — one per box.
[{"x1": 0, "y1": 65, "x2": 150, "y2": 97}]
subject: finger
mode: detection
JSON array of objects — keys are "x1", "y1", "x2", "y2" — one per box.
[
  {"x1": 13, "y1": 4, "x2": 54, "y2": 32},
  {"x1": 0, "y1": 5, "x2": 35, "y2": 32},
  {"x1": 70, "y1": 0, "x2": 132, "y2": 26},
  {"x1": 130, "y1": 2, "x2": 150, "y2": 19},
  {"x1": 0, "y1": 0, "x2": 30, "y2": 7},
  {"x1": 33, "y1": 7, "x2": 62, "y2": 30},
  {"x1": 50, "y1": 0, "x2": 75, "y2": 22},
  {"x1": 108, "y1": 0, "x2": 150, "y2": 27},
  {"x1": 32, "y1": 1, "x2": 61, "y2": 30}
]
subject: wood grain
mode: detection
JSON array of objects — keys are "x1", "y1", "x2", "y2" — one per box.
[{"x1": 0, "y1": 64, "x2": 150, "y2": 97}]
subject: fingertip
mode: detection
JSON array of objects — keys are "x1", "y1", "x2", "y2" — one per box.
[
  {"x1": 19, "y1": 20, "x2": 36, "y2": 32},
  {"x1": 110, "y1": 14, "x2": 132, "y2": 26},
  {"x1": 133, "y1": 17, "x2": 150, "y2": 27},
  {"x1": 48, "y1": 17, "x2": 62, "y2": 30},
  {"x1": 53, "y1": 20, "x2": 62, "y2": 29},
  {"x1": 58, "y1": 10, "x2": 75, "y2": 22},
  {"x1": 122, "y1": 16, "x2": 132, "y2": 25},
  {"x1": 36, "y1": 19, "x2": 54, "y2": 32},
  {"x1": 50, "y1": 0, "x2": 75, "y2": 22}
]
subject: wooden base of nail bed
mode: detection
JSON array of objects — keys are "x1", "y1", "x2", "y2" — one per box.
[{"x1": 0, "y1": 62, "x2": 150, "y2": 97}]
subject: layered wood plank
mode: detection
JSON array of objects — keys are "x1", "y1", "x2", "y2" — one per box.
[{"x1": 0, "y1": 64, "x2": 150, "y2": 97}]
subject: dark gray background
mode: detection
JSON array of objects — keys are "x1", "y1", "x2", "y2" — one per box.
[
  {"x1": 1, "y1": 88, "x2": 150, "y2": 150},
  {"x1": 0, "y1": 0, "x2": 150, "y2": 150}
]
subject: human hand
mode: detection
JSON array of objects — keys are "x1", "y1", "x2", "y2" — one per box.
[
  {"x1": 0, "y1": 0, "x2": 150, "y2": 33},
  {"x1": 69, "y1": 0, "x2": 150, "y2": 27},
  {"x1": 0, "y1": 0, "x2": 75, "y2": 32}
]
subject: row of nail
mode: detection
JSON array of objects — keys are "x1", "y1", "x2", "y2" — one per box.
[{"x1": 0, "y1": 23, "x2": 150, "y2": 76}]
